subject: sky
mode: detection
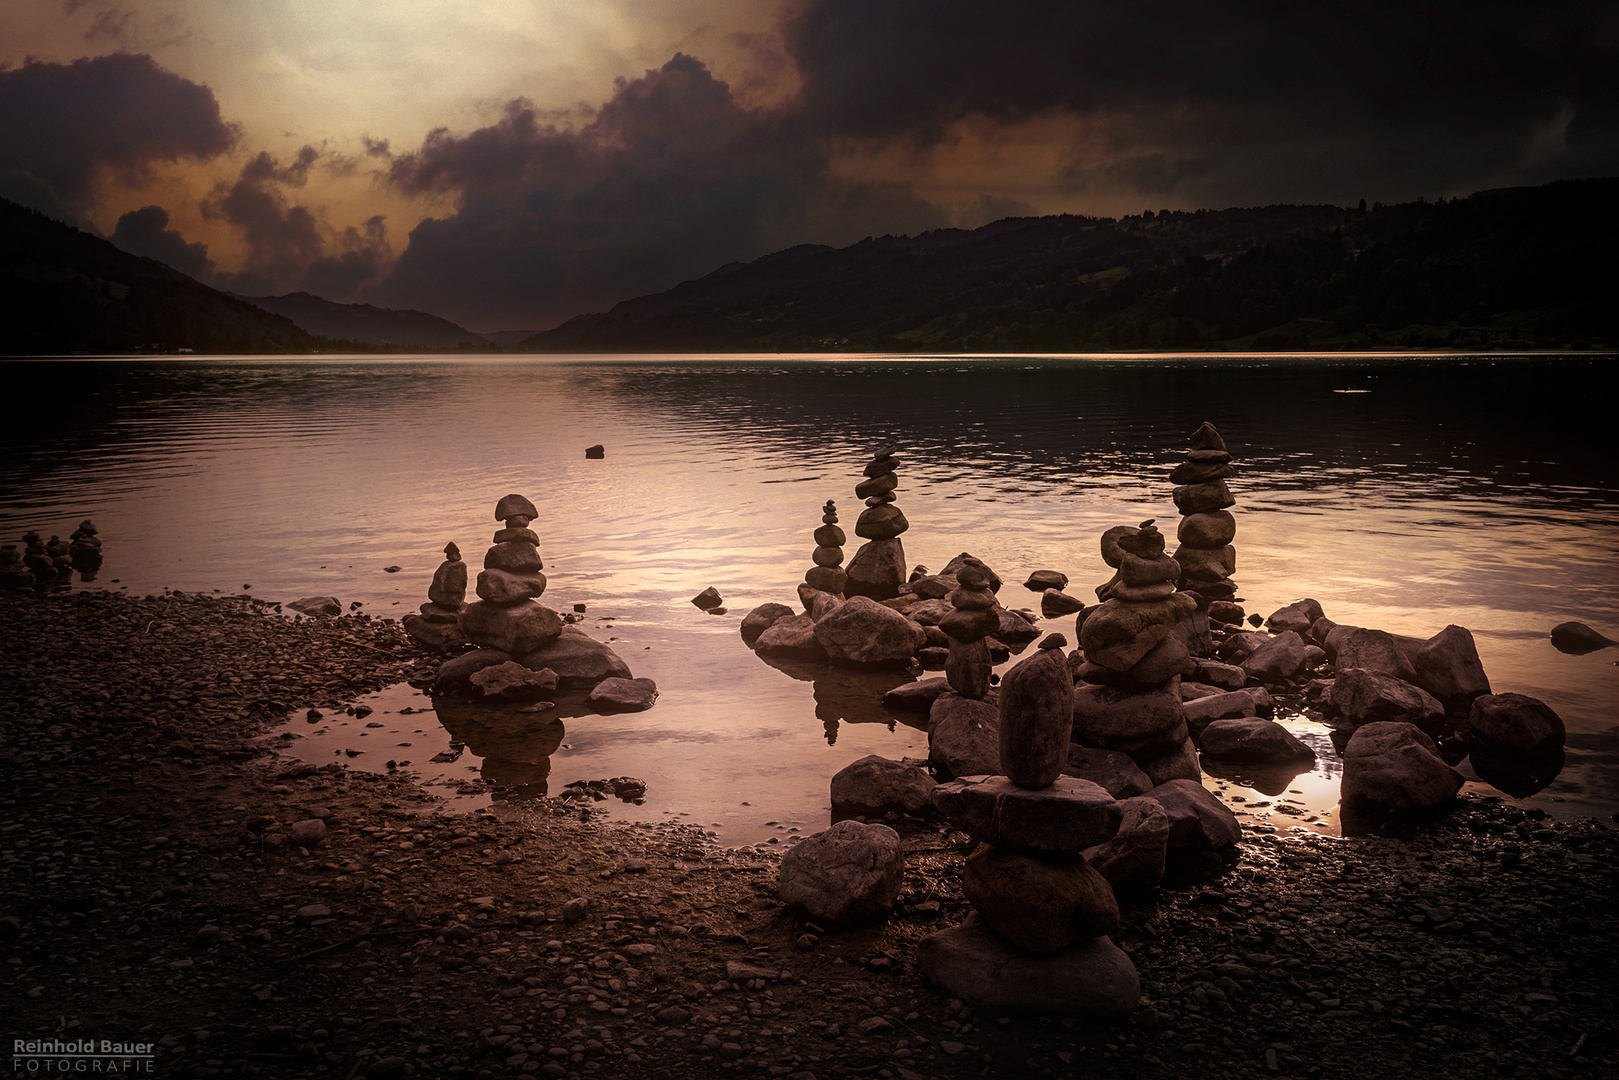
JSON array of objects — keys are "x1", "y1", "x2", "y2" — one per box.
[{"x1": 2, "y1": 1, "x2": 1615, "y2": 332}]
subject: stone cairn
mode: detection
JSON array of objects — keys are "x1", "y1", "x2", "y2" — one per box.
[
  {"x1": 918, "y1": 639, "x2": 1141, "y2": 1016},
  {"x1": 403, "y1": 542, "x2": 470, "y2": 652},
  {"x1": 68, "y1": 519, "x2": 103, "y2": 573},
  {"x1": 459, "y1": 494, "x2": 563, "y2": 655},
  {"x1": 940, "y1": 558, "x2": 998, "y2": 699},
  {"x1": 0, "y1": 543, "x2": 34, "y2": 589},
  {"x1": 843, "y1": 443, "x2": 910, "y2": 601},
  {"x1": 1077, "y1": 520, "x2": 1201, "y2": 786},
  {"x1": 1171, "y1": 421, "x2": 1238, "y2": 607},
  {"x1": 804, "y1": 500, "x2": 846, "y2": 595}
]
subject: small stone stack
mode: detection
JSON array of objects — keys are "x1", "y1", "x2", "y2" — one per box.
[
  {"x1": 68, "y1": 520, "x2": 103, "y2": 572},
  {"x1": 918, "y1": 640, "x2": 1140, "y2": 1016},
  {"x1": 843, "y1": 443, "x2": 910, "y2": 601},
  {"x1": 458, "y1": 494, "x2": 564, "y2": 655},
  {"x1": 402, "y1": 543, "x2": 471, "y2": 652},
  {"x1": 804, "y1": 500, "x2": 846, "y2": 594},
  {"x1": 1077, "y1": 521, "x2": 1200, "y2": 785},
  {"x1": 0, "y1": 544, "x2": 35, "y2": 589},
  {"x1": 21, "y1": 532, "x2": 52, "y2": 578},
  {"x1": 940, "y1": 558, "x2": 998, "y2": 699},
  {"x1": 44, "y1": 535, "x2": 73, "y2": 577},
  {"x1": 1171, "y1": 422, "x2": 1238, "y2": 602}
]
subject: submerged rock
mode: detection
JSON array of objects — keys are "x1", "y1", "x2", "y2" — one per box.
[
  {"x1": 585, "y1": 677, "x2": 659, "y2": 713},
  {"x1": 1463, "y1": 692, "x2": 1565, "y2": 754},
  {"x1": 1550, "y1": 620, "x2": 1618, "y2": 654}
]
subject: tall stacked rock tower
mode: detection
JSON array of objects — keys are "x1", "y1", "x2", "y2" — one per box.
[
  {"x1": 1170, "y1": 422, "x2": 1238, "y2": 602},
  {"x1": 458, "y1": 494, "x2": 565, "y2": 654},
  {"x1": 843, "y1": 443, "x2": 909, "y2": 601},
  {"x1": 918, "y1": 639, "x2": 1141, "y2": 1016},
  {"x1": 804, "y1": 500, "x2": 846, "y2": 594},
  {"x1": 941, "y1": 558, "x2": 998, "y2": 699}
]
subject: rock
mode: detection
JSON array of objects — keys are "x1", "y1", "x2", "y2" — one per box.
[
  {"x1": 844, "y1": 537, "x2": 907, "y2": 601},
  {"x1": 855, "y1": 503, "x2": 909, "y2": 540},
  {"x1": 904, "y1": 598, "x2": 954, "y2": 625},
  {"x1": 1330, "y1": 669, "x2": 1446, "y2": 731},
  {"x1": 1410, "y1": 624, "x2": 1492, "y2": 710},
  {"x1": 1239, "y1": 631, "x2": 1308, "y2": 684},
  {"x1": 831, "y1": 755, "x2": 937, "y2": 817},
  {"x1": 428, "y1": 557, "x2": 469, "y2": 609},
  {"x1": 492, "y1": 526, "x2": 540, "y2": 545},
  {"x1": 1041, "y1": 588, "x2": 1085, "y2": 617},
  {"x1": 288, "y1": 819, "x2": 326, "y2": 847},
  {"x1": 1079, "y1": 594, "x2": 1198, "y2": 671},
  {"x1": 804, "y1": 565, "x2": 848, "y2": 593},
  {"x1": 475, "y1": 568, "x2": 547, "y2": 603},
  {"x1": 431, "y1": 648, "x2": 514, "y2": 695},
  {"x1": 1335, "y1": 628, "x2": 1418, "y2": 682},
  {"x1": 1138, "y1": 738, "x2": 1203, "y2": 785},
  {"x1": 483, "y1": 541, "x2": 543, "y2": 574},
  {"x1": 1061, "y1": 746, "x2": 1152, "y2": 799},
  {"x1": 1340, "y1": 722, "x2": 1464, "y2": 814},
  {"x1": 1177, "y1": 510, "x2": 1237, "y2": 548},
  {"x1": 933, "y1": 776, "x2": 1122, "y2": 854},
  {"x1": 753, "y1": 613, "x2": 826, "y2": 660},
  {"x1": 945, "y1": 638, "x2": 993, "y2": 700},
  {"x1": 883, "y1": 677, "x2": 952, "y2": 713},
  {"x1": 928, "y1": 694, "x2": 1002, "y2": 780},
  {"x1": 997, "y1": 647, "x2": 1076, "y2": 788},
  {"x1": 1464, "y1": 693, "x2": 1565, "y2": 754},
  {"x1": 777, "y1": 820, "x2": 904, "y2": 925},
  {"x1": 1216, "y1": 630, "x2": 1272, "y2": 664},
  {"x1": 740, "y1": 603, "x2": 795, "y2": 647},
  {"x1": 1198, "y1": 718, "x2": 1316, "y2": 762},
  {"x1": 691, "y1": 586, "x2": 724, "y2": 610},
  {"x1": 402, "y1": 614, "x2": 469, "y2": 654},
  {"x1": 585, "y1": 677, "x2": 659, "y2": 713},
  {"x1": 910, "y1": 574, "x2": 957, "y2": 600},
  {"x1": 1024, "y1": 570, "x2": 1069, "y2": 591},
  {"x1": 1088, "y1": 633, "x2": 1192, "y2": 687},
  {"x1": 288, "y1": 596, "x2": 341, "y2": 617},
  {"x1": 1207, "y1": 600, "x2": 1245, "y2": 625},
  {"x1": 812, "y1": 595, "x2": 925, "y2": 666},
  {"x1": 1182, "y1": 690, "x2": 1258, "y2": 734},
  {"x1": 942, "y1": 553, "x2": 1002, "y2": 592},
  {"x1": 1071, "y1": 681, "x2": 1188, "y2": 759},
  {"x1": 459, "y1": 600, "x2": 564, "y2": 654},
  {"x1": 1550, "y1": 620, "x2": 1618, "y2": 653},
  {"x1": 584, "y1": 444, "x2": 605, "y2": 459},
  {"x1": 916, "y1": 914, "x2": 1140, "y2": 1016},
  {"x1": 940, "y1": 605, "x2": 1000, "y2": 641},
  {"x1": 469, "y1": 661, "x2": 559, "y2": 702},
  {"x1": 1082, "y1": 796, "x2": 1171, "y2": 888},
  {"x1": 1265, "y1": 599, "x2": 1325, "y2": 635},
  {"x1": 1145, "y1": 779, "x2": 1242, "y2": 850},
  {"x1": 494, "y1": 493, "x2": 539, "y2": 520},
  {"x1": 797, "y1": 584, "x2": 843, "y2": 621},
  {"x1": 518, "y1": 627, "x2": 634, "y2": 690},
  {"x1": 994, "y1": 608, "x2": 1043, "y2": 646},
  {"x1": 1172, "y1": 479, "x2": 1235, "y2": 514},
  {"x1": 962, "y1": 846, "x2": 1120, "y2": 951}
]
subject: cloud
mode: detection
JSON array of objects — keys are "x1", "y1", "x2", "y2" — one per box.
[
  {"x1": 375, "y1": 53, "x2": 944, "y2": 329},
  {"x1": 206, "y1": 148, "x2": 394, "y2": 300},
  {"x1": 111, "y1": 204, "x2": 214, "y2": 279},
  {"x1": 783, "y1": 0, "x2": 1619, "y2": 202},
  {"x1": 0, "y1": 52, "x2": 233, "y2": 221}
]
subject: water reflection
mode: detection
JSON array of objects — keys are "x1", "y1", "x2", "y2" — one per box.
[
  {"x1": 433, "y1": 698, "x2": 567, "y2": 799},
  {"x1": 754, "y1": 654, "x2": 921, "y2": 742},
  {"x1": 1466, "y1": 746, "x2": 1568, "y2": 799}
]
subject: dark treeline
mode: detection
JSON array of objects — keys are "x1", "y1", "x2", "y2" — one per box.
[{"x1": 527, "y1": 178, "x2": 1617, "y2": 353}]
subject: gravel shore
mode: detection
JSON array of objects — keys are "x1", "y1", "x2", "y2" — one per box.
[{"x1": 3, "y1": 590, "x2": 1615, "y2": 1079}]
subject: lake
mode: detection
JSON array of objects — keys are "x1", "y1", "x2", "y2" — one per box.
[{"x1": 2, "y1": 353, "x2": 1614, "y2": 844}]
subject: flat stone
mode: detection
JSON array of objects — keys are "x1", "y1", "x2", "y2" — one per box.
[
  {"x1": 1082, "y1": 796, "x2": 1171, "y2": 888},
  {"x1": 928, "y1": 694, "x2": 1001, "y2": 780},
  {"x1": 1169, "y1": 459, "x2": 1234, "y2": 484},
  {"x1": 431, "y1": 648, "x2": 512, "y2": 695},
  {"x1": 1145, "y1": 779, "x2": 1242, "y2": 850},
  {"x1": 476, "y1": 568, "x2": 547, "y2": 603},
  {"x1": 1182, "y1": 690, "x2": 1258, "y2": 735},
  {"x1": 1079, "y1": 594, "x2": 1198, "y2": 672},
  {"x1": 288, "y1": 596, "x2": 341, "y2": 617},
  {"x1": 470, "y1": 661, "x2": 559, "y2": 702},
  {"x1": 933, "y1": 775, "x2": 1122, "y2": 854},
  {"x1": 1190, "y1": 659, "x2": 1247, "y2": 690},
  {"x1": 882, "y1": 677, "x2": 952, "y2": 713},
  {"x1": 962, "y1": 846, "x2": 1120, "y2": 951},
  {"x1": 777, "y1": 820, "x2": 904, "y2": 925},
  {"x1": 1198, "y1": 718, "x2": 1316, "y2": 763},
  {"x1": 812, "y1": 595, "x2": 925, "y2": 667},
  {"x1": 753, "y1": 613, "x2": 826, "y2": 660},
  {"x1": 1340, "y1": 722, "x2": 1464, "y2": 814},
  {"x1": 491, "y1": 526, "x2": 540, "y2": 545},
  {"x1": 517, "y1": 627, "x2": 634, "y2": 690},
  {"x1": 1023, "y1": 570, "x2": 1069, "y2": 592},
  {"x1": 854, "y1": 473, "x2": 898, "y2": 500},
  {"x1": 997, "y1": 647, "x2": 1076, "y2": 788},
  {"x1": 402, "y1": 614, "x2": 469, "y2": 654},
  {"x1": 483, "y1": 541, "x2": 542, "y2": 574},
  {"x1": 1071, "y1": 681, "x2": 1188, "y2": 759},
  {"x1": 585, "y1": 677, "x2": 659, "y2": 713},
  {"x1": 740, "y1": 602, "x2": 795, "y2": 647},
  {"x1": 459, "y1": 600, "x2": 564, "y2": 654},
  {"x1": 1061, "y1": 746, "x2": 1152, "y2": 799},
  {"x1": 830, "y1": 755, "x2": 937, "y2": 817},
  {"x1": 916, "y1": 914, "x2": 1140, "y2": 1017}
]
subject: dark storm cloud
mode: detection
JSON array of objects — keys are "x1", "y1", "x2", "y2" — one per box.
[
  {"x1": 784, "y1": 0, "x2": 1619, "y2": 200},
  {"x1": 375, "y1": 53, "x2": 944, "y2": 329},
  {"x1": 0, "y1": 53, "x2": 234, "y2": 221},
  {"x1": 207, "y1": 148, "x2": 392, "y2": 301},
  {"x1": 111, "y1": 204, "x2": 214, "y2": 278}
]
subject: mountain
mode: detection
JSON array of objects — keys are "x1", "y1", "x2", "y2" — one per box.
[
  {"x1": 523, "y1": 178, "x2": 1618, "y2": 353},
  {"x1": 241, "y1": 292, "x2": 486, "y2": 349},
  {"x1": 0, "y1": 198, "x2": 322, "y2": 355}
]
